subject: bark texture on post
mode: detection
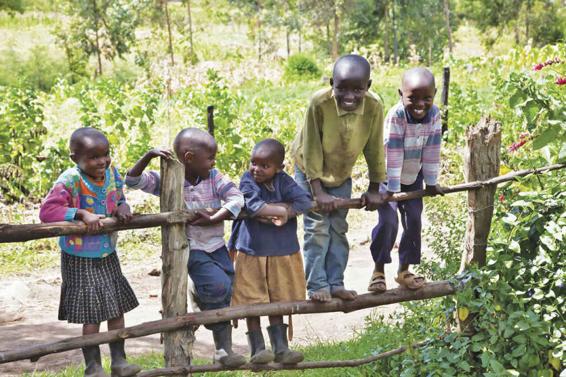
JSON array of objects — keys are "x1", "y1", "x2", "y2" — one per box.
[
  {"x1": 460, "y1": 117, "x2": 501, "y2": 271},
  {"x1": 160, "y1": 158, "x2": 193, "y2": 373}
]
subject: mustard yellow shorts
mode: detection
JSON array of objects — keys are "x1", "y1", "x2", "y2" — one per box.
[{"x1": 231, "y1": 251, "x2": 306, "y2": 306}]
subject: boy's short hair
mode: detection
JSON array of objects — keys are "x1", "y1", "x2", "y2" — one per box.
[
  {"x1": 173, "y1": 127, "x2": 216, "y2": 159},
  {"x1": 332, "y1": 54, "x2": 371, "y2": 81},
  {"x1": 253, "y1": 138, "x2": 285, "y2": 166},
  {"x1": 402, "y1": 67, "x2": 436, "y2": 88},
  {"x1": 69, "y1": 127, "x2": 108, "y2": 153}
]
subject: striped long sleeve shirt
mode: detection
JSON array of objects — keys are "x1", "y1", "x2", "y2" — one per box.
[
  {"x1": 125, "y1": 169, "x2": 244, "y2": 253},
  {"x1": 385, "y1": 102, "x2": 442, "y2": 192}
]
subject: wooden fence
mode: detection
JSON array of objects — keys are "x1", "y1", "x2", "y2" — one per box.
[{"x1": 0, "y1": 117, "x2": 565, "y2": 375}]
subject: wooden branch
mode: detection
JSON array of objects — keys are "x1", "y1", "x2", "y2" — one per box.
[
  {"x1": 441, "y1": 66, "x2": 450, "y2": 134},
  {"x1": 0, "y1": 281, "x2": 455, "y2": 364},
  {"x1": 1, "y1": 163, "x2": 564, "y2": 243},
  {"x1": 138, "y1": 341, "x2": 427, "y2": 376}
]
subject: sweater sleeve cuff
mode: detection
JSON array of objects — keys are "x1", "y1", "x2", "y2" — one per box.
[
  {"x1": 125, "y1": 174, "x2": 143, "y2": 188},
  {"x1": 65, "y1": 208, "x2": 78, "y2": 221}
]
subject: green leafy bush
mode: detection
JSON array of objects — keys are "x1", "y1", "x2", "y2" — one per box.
[{"x1": 284, "y1": 54, "x2": 321, "y2": 82}]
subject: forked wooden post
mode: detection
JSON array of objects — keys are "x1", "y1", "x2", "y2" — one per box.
[
  {"x1": 458, "y1": 117, "x2": 501, "y2": 334},
  {"x1": 460, "y1": 116, "x2": 501, "y2": 270},
  {"x1": 160, "y1": 158, "x2": 193, "y2": 374}
]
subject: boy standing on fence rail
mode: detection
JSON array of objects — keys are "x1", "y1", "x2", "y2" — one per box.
[
  {"x1": 39, "y1": 127, "x2": 141, "y2": 377},
  {"x1": 229, "y1": 139, "x2": 312, "y2": 365},
  {"x1": 368, "y1": 68, "x2": 444, "y2": 293},
  {"x1": 125, "y1": 128, "x2": 247, "y2": 368},
  {"x1": 292, "y1": 54, "x2": 387, "y2": 302}
]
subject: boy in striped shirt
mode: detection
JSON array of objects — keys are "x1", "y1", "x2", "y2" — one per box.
[
  {"x1": 125, "y1": 128, "x2": 247, "y2": 367},
  {"x1": 368, "y1": 68, "x2": 444, "y2": 293}
]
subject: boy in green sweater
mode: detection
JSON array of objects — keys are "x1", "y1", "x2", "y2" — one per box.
[{"x1": 292, "y1": 54, "x2": 386, "y2": 302}]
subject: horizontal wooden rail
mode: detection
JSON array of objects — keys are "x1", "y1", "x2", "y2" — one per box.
[
  {"x1": 138, "y1": 341, "x2": 427, "y2": 376},
  {"x1": 0, "y1": 281, "x2": 456, "y2": 364},
  {"x1": 1, "y1": 163, "x2": 563, "y2": 244}
]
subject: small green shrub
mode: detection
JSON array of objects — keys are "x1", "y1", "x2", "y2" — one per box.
[{"x1": 284, "y1": 54, "x2": 321, "y2": 82}]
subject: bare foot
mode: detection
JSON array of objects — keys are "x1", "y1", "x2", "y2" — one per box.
[
  {"x1": 309, "y1": 289, "x2": 332, "y2": 302},
  {"x1": 331, "y1": 288, "x2": 358, "y2": 301}
]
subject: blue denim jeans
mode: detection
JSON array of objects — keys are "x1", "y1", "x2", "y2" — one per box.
[
  {"x1": 187, "y1": 245, "x2": 233, "y2": 330},
  {"x1": 295, "y1": 167, "x2": 352, "y2": 296},
  {"x1": 369, "y1": 171, "x2": 424, "y2": 265}
]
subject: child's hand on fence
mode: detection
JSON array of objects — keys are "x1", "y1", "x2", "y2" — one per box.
[
  {"x1": 425, "y1": 184, "x2": 445, "y2": 196},
  {"x1": 76, "y1": 209, "x2": 105, "y2": 232},
  {"x1": 314, "y1": 191, "x2": 337, "y2": 212},
  {"x1": 361, "y1": 191, "x2": 389, "y2": 211},
  {"x1": 113, "y1": 203, "x2": 133, "y2": 223},
  {"x1": 190, "y1": 208, "x2": 226, "y2": 226},
  {"x1": 146, "y1": 148, "x2": 174, "y2": 160}
]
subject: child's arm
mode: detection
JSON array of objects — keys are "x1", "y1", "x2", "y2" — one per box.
[
  {"x1": 362, "y1": 103, "x2": 388, "y2": 210},
  {"x1": 279, "y1": 173, "x2": 313, "y2": 219},
  {"x1": 239, "y1": 174, "x2": 289, "y2": 226},
  {"x1": 125, "y1": 148, "x2": 173, "y2": 196},
  {"x1": 385, "y1": 109, "x2": 406, "y2": 194},
  {"x1": 302, "y1": 103, "x2": 337, "y2": 211},
  {"x1": 112, "y1": 168, "x2": 132, "y2": 223},
  {"x1": 190, "y1": 171, "x2": 244, "y2": 226},
  {"x1": 39, "y1": 182, "x2": 105, "y2": 232},
  {"x1": 422, "y1": 108, "x2": 443, "y2": 195}
]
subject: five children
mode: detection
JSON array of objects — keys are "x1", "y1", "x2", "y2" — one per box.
[{"x1": 39, "y1": 56, "x2": 441, "y2": 373}]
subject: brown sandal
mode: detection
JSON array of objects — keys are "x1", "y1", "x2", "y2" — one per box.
[
  {"x1": 395, "y1": 270, "x2": 426, "y2": 290},
  {"x1": 368, "y1": 271, "x2": 387, "y2": 293}
]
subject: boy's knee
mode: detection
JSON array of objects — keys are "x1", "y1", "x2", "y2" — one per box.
[{"x1": 194, "y1": 276, "x2": 232, "y2": 308}]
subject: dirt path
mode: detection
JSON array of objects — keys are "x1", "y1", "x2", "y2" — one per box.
[{"x1": 0, "y1": 210, "x2": 429, "y2": 376}]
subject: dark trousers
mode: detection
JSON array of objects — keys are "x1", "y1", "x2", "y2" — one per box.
[
  {"x1": 370, "y1": 172, "x2": 423, "y2": 265},
  {"x1": 188, "y1": 246, "x2": 234, "y2": 331}
]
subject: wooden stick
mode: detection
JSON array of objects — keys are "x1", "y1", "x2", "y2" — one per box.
[
  {"x1": 207, "y1": 105, "x2": 214, "y2": 136},
  {"x1": 138, "y1": 341, "x2": 427, "y2": 376},
  {"x1": 0, "y1": 163, "x2": 564, "y2": 243},
  {"x1": 0, "y1": 281, "x2": 455, "y2": 364}
]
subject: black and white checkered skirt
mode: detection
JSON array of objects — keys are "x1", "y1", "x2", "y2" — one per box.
[{"x1": 59, "y1": 252, "x2": 139, "y2": 324}]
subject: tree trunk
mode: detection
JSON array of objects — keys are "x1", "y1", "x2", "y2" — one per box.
[
  {"x1": 443, "y1": 0, "x2": 453, "y2": 54},
  {"x1": 428, "y1": 40, "x2": 432, "y2": 66},
  {"x1": 332, "y1": 4, "x2": 339, "y2": 59},
  {"x1": 163, "y1": 0, "x2": 175, "y2": 66},
  {"x1": 298, "y1": 27, "x2": 302, "y2": 52},
  {"x1": 326, "y1": 21, "x2": 331, "y2": 55},
  {"x1": 92, "y1": 0, "x2": 103, "y2": 76},
  {"x1": 525, "y1": 0, "x2": 531, "y2": 42},
  {"x1": 392, "y1": 0, "x2": 398, "y2": 65},
  {"x1": 382, "y1": 0, "x2": 390, "y2": 63},
  {"x1": 460, "y1": 116, "x2": 502, "y2": 271},
  {"x1": 186, "y1": 0, "x2": 194, "y2": 59},
  {"x1": 286, "y1": 27, "x2": 290, "y2": 57},
  {"x1": 160, "y1": 158, "x2": 193, "y2": 372}
]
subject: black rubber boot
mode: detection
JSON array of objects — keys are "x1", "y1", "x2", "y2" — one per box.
[
  {"x1": 109, "y1": 340, "x2": 141, "y2": 377},
  {"x1": 82, "y1": 346, "x2": 109, "y2": 377},
  {"x1": 212, "y1": 324, "x2": 247, "y2": 367},
  {"x1": 267, "y1": 324, "x2": 304, "y2": 364},
  {"x1": 247, "y1": 330, "x2": 275, "y2": 364}
]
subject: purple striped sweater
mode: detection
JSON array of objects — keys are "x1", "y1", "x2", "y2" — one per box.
[{"x1": 385, "y1": 102, "x2": 442, "y2": 192}]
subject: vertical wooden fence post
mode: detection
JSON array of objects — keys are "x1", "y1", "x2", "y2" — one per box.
[
  {"x1": 460, "y1": 116, "x2": 501, "y2": 271},
  {"x1": 441, "y1": 66, "x2": 450, "y2": 134},
  {"x1": 160, "y1": 158, "x2": 193, "y2": 374}
]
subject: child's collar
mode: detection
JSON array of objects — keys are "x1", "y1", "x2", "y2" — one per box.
[
  {"x1": 332, "y1": 93, "x2": 366, "y2": 117},
  {"x1": 402, "y1": 102, "x2": 433, "y2": 124}
]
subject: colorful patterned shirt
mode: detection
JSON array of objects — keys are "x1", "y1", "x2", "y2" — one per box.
[
  {"x1": 39, "y1": 166, "x2": 126, "y2": 258},
  {"x1": 291, "y1": 87, "x2": 386, "y2": 187},
  {"x1": 125, "y1": 169, "x2": 244, "y2": 253},
  {"x1": 228, "y1": 171, "x2": 313, "y2": 256},
  {"x1": 385, "y1": 101, "x2": 442, "y2": 192}
]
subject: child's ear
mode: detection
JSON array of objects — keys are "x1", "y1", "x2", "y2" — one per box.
[
  {"x1": 367, "y1": 79, "x2": 372, "y2": 90},
  {"x1": 398, "y1": 88, "x2": 403, "y2": 97},
  {"x1": 329, "y1": 77, "x2": 334, "y2": 87},
  {"x1": 183, "y1": 151, "x2": 194, "y2": 163},
  {"x1": 434, "y1": 88, "x2": 438, "y2": 96},
  {"x1": 70, "y1": 153, "x2": 78, "y2": 164},
  {"x1": 277, "y1": 163, "x2": 285, "y2": 172}
]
